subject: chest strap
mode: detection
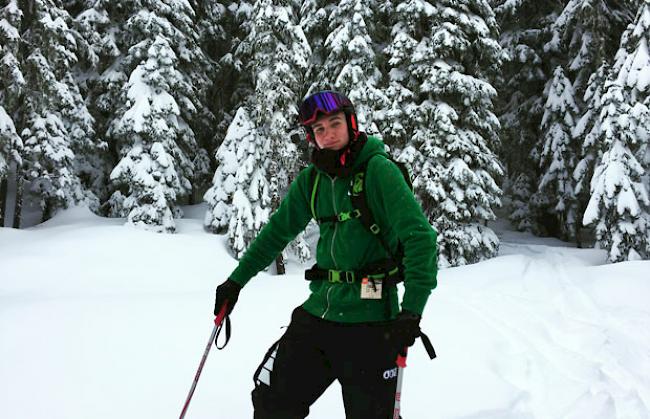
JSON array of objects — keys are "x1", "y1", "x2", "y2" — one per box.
[{"x1": 304, "y1": 262, "x2": 402, "y2": 286}]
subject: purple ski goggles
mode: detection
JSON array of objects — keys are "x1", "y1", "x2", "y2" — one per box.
[{"x1": 298, "y1": 91, "x2": 354, "y2": 126}]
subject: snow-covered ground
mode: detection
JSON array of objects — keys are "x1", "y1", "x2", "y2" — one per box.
[{"x1": 1, "y1": 205, "x2": 649, "y2": 419}]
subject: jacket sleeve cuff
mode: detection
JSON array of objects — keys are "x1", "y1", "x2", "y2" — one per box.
[
  {"x1": 401, "y1": 286, "x2": 433, "y2": 316},
  {"x1": 228, "y1": 265, "x2": 255, "y2": 287}
]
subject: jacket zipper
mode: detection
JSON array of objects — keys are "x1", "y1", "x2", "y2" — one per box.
[
  {"x1": 323, "y1": 175, "x2": 338, "y2": 319},
  {"x1": 322, "y1": 286, "x2": 334, "y2": 319}
]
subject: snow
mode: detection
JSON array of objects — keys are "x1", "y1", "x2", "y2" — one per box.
[
  {"x1": 1, "y1": 206, "x2": 649, "y2": 418},
  {"x1": 0, "y1": 18, "x2": 19, "y2": 41}
]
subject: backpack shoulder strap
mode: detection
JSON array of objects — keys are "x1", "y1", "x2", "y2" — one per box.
[
  {"x1": 350, "y1": 156, "x2": 395, "y2": 259},
  {"x1": 350, "y1": 155, "x2": 413, "y2": 261}
]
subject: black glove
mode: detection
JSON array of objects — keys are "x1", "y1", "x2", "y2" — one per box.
[
  {"x1": 391, "y1": 311, "x2": 422, "y2": 349},
  {"x1": 214, "y1": 279, "x2": 241, "y2": 316}
]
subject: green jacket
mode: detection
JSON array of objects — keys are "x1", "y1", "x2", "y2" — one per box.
[{"x1": 229, "y1": 136, "x2": 437, "y2": 323}]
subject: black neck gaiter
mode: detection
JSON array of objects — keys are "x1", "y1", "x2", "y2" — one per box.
[{"x1": 311, "y1": 133, "x2": 367, "y2": 178}]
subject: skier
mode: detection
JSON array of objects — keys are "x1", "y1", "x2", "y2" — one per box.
[{"x1": 214, "y1": 90, "x2": 437, "y2": 418}]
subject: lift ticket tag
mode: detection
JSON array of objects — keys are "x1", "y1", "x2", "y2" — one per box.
[{"x1": 360, "y1": 278, "x2": 382, "y2": 299}]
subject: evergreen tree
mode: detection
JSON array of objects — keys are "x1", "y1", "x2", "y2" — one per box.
[
  {"x1": 320, "y1": 0, "x2": 387, "y2": 134},
  {"x1": 69, "y1": 0, "x2": 119, "y2": 202},
  {"x1": 379, "y1": 0, "x2": 425, "y2": 152},
  {"x1": 106, "y1": 0, "x2": 216, "y2": 232},
  {"x1": 299, "y1": 0, "x2": 330, "y2": 96},
  {"x1": 109, "y1": 35, "x2": 191, "y2": 232},
  {"x1": 385, "y1": 0, "x2": 505, "y2": 266},
  {"x1": 584, "y1": 1, "x2": 650, "y2": 261},
  {"x1": 0, "y1": 0, "x2": 25, "y2": 104},
  {"x1": 219, "y1": 1, "x2": 255, "y2": 117},
  {"x1": 189, "y1": 0, "x2": 229, "y2": 196},
  {"x1": 205, "y1": 107, "x2": 270, "y2": 258},
  {"x1": 19, "y1": 0, "x2": 92, "y2": 221},
  {"x1": 573, "y1": 62, "x2": 609, "y2": 244},
  {"x1": 535, "y1": 66, "x2": 580, "y2": 240},
  {"x1": 494, "y1": 0, "x2": 560, "y2": 167},
  {"x1": 0, "y1": 0, "x2": 25, "y2": 226},
  {"x1": 204, "y1": 107, "x2": 252, "y2": 235},
  {"x1": 583, "y1": 83, "x2": 649, "y2": 261},
  {"x1": 493, "y1": 0, "x2": 562, "y2": 232},
  {"x1": 508, "y1": 172, "x2": 535, "y2": 231},
  {"x1": 546, "y1": 0, "x2": 637, "y2": 96},
  {"x1": 75, "y1": 1, "x2": 123, "y2": 181},
  {"x1": 0, "y1": 106, "x2": 22, "y2": 226},
  {"x1": 207, "y1": 0, "x2": 311, "y2": 261},
  {"x1": 110, "y1": 140, "x2": 182, "y2": 233}
]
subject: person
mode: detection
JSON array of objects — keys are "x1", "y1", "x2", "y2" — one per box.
[{"x1": 214, "y1": 90, "x2": 438, "y2": 418}]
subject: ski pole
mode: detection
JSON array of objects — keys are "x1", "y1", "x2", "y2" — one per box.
[
  {"x1": 393, "y1": 348, "x2": 408, "y2": 419},
  {"x1": 179, "y1": 302, "x2": 229, "y2": 419}
]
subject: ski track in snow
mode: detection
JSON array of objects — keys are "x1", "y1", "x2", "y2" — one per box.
[
  {"x1": 436, "y1": 244, "x2": 650, "y2": 419},
  {"x1": 1, "y1": 206, "x2": 649, "y2": 419}
]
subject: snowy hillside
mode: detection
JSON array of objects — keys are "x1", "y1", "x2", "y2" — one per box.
[{"x1": 1, "y1": 206, "x2": 649, "y2": 419}]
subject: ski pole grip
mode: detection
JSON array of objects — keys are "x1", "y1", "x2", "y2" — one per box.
[{"x1": 214, "y1": 300, "x2": 229, "y2": 326}]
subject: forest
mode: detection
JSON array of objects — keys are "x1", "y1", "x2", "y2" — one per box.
[{"x1": 1, "y1": 0, "x2": 649, "y2": 266}]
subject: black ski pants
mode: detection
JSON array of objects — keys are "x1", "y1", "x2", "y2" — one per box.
[{"x1": 252, "y1": 307, "x2": 402, "y2": 419}]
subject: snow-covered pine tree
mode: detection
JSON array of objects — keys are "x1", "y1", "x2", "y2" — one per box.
[
  {"x1": 535, "y1": 65, "x2": 580, "y2": 240},
  {"x1": 109, "y1": 35, "x2": 191, "y2": 233},
  {"x1": 68, "y1": 0, "x2": 119, "y2": 203},
  {"x1": 107, "y1": 1, "x2": 216, "y2": 232},
  {"x1": 204, "y1": 107, "x2": 253, "y2": 235},
  {"x1": 207, "y1": 0, "x2": 311, "y2": 262},
  {"x1": 299, "y1": 0, "x2": 331, "y2": 89},
  {"x1": 204, "y1": 2, "x2": 254, "y2": 163},
  {"x1": 613, "y1": 1, "x2": 650, "y2": 176},
  {"x1": 583, "y1": 1, "x2": 650, "y2": 261},
  {"x1": 573, "y1": 62, "x2": 609, "y2": 244},
  {"x1": 188, "y1": 1, "x2": 228, "y2": 199},
  {"x1": 0, "y1": 107, "x2": 22, "y2": 226},
  {"x1": 19, "y1": 0, "x2": 93, "y2": 221},
  {"x1": 583, "y1": 83, "x2": 649, "y2": 261},
  {"x1": 508, "y1": 172, "x2": 535, "y2": 231},
  {"x1": 386, "y1": 0, "x2": 505, "y2": 267},
  {"x1": 380, "y1": 0, "x2": 424, "y2": 153},
  {"x1": 0, "y1": 0, "x2": 25, "y2": 226},
  {"x1": 0, "y1": 0, "x2": 25, "y2": 105},
  {"x1": 319, "y1": 0, "x2": 387, "y2": 134},
  {"x1": 299, "y1": 1, "x2": 329, "y2": 42},
  {"x1": 493, "y1": 0, "x2": 562, "y2": 232},
  {"x1": 218, "y1": 2, "x2": 255, "y2": 116},
  {"x1": 226, "y1": 109, "x2": 271, "y2": 260},
  {"x1": 75, "y1": 1, "x2": 123, "y2": 172},
  {"x1": 546, "y1": 0, "x2": 637, "y2": 97},
  {"x1": 544, "y1": 0, "x2": 639, "y2": 244}
]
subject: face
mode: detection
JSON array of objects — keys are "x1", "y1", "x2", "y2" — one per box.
[{"x1": 311, "y1": 112, "x2": 350, "y2": 151}]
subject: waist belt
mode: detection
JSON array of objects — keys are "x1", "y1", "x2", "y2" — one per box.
[{"x1": 304, "y1": 262, "x2": 403, "y2": 286}]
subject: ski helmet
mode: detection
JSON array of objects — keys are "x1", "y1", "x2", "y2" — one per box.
[{"x1": 297, "y1": 90, "x2": 359, "y2": 144}]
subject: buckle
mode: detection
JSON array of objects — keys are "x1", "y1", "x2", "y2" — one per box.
[
  {"x1": 328, "y1": 270, "x2": 355, "y2": 283},
  {"x1": 337, "y1": 212, "x2": 351, "y2": 222},
  {"x1": 328, "y1": 270, "x2": 342, "y2": 283},
  {"x1": 344, "y1": 271, "x2": 355, "y2": 283}
]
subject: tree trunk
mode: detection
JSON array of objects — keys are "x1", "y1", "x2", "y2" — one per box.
[
  {"x1": 12, "y1": 171, "x2": 23, "y2": 229},
  {"x1": 0, "y1": 176, "x2": 7, "y2": 227},
  {"x1": 275, "y1": 254, "x2": 286, "y2": 275},
  {"x1": 271, "y1": 191, "x2": 285, "y2": 275},
  {"x1": 42, "y1": 200, "x2": 51, "y2": 223}
]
